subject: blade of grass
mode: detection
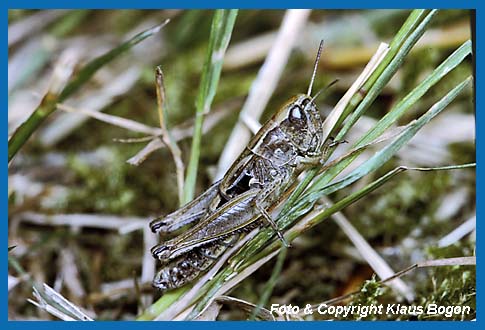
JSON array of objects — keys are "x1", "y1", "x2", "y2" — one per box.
[
  {"x1": 137, "y1": 287, "x2": 190, "y2": 321},
  {"x1": 249, "y1": 245, "x2": 287, "y2": 320},
  {"x1": 336, "y1": 10, "x2": 439, "y2": 139},
  {"x1": 183, "y1": 9, "x2": 238, "y2": 204},
  {"x1": 300, "y1": 162, "x2": 476, "y2": 235},
  {"x1": 248, "y1": 162, "x2": 476, "y2": 274},
  {"x1": 332, "y1": 9, "x2": 429, "y2": 133},
  {"x1": 279, "y1": 10, "x2": 436, "y2": 217},
  {"x1": 8, "y1": 20, "x2": 168, "y2": 163},
  {"x1": 308, "y1": 39, "x2": 472, "y2": 195},
  {"x1": 28, "y1": 283, "x2": 94, "y2": 321},
  {"x1": 296, "y1": 76, "x2": 473, "y2": 213}
]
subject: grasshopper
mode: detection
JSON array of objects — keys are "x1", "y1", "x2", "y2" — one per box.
[{"x1": 150, "y1": 41, "x2": 334, "y2": 291}]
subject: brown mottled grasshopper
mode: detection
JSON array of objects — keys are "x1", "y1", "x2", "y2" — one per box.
[{"x1": 150, "y1": 41, "x2": 335, "y2": 291}]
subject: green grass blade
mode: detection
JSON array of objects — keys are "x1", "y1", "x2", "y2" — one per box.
[
  {"x1": 335, "y1": 9, "x2": 429, "y2": 131},
  {"x1": 305, "y1": 163, "x2": 476, "y2": 230},
  {"x1": 183, "y1": 9, "x2": 238, "y2": 204},
  {"x1": 59, "y1": 21, "x2": 168, "y2": 101},
  {"x1": 300, "y1": 76, "x2": 472, "y2": 206},
  {"x1": 247, "y1": 162, "x2": 476, "y2": 266},
  {"x1": 249, "y1": 245, "x2": 287, "y2": 320},
  {"x1": 309, "y1": 39, "x2": 472, "y2": 195},
  {"x1": 337, "y1": 10, "x2": 438, "y2": 140},
  {"x1": 279, "y1": 10, "x2": 434, "y2": 216},
  {"x1": 137, "y1": 286, "x2": 190, "y2": 320},
  {"x1": 8, "y1": 21, "x2": 167, "y2": 163}
]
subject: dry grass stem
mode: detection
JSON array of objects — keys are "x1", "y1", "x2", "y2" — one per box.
[
  {"x1": 327, "y1": 197, "x2": 415, "y2": 301},
  {"x1": 438, "y1": 215, "x2": 476, "y2": 247},
  {"x1": 216, "y1": 9, "x2": 311, "y2": 177}
]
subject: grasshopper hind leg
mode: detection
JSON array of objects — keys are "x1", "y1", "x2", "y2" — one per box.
[
  {"x1": 150, "y1": 211, "x2": 205, "y2": 234},
  {"x1": 152, "y1": 239, "x2": 232, "y2": 291},
  {"x1": 150, "y1": 180, "x2": 222, "y2": 234}
]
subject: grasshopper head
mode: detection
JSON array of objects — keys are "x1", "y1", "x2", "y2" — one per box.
[{"x1": 277, "y1": 94, "x2": 324, "y2": 156}]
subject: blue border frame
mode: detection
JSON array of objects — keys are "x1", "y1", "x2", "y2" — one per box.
[
  {"x1": 1, "y1": 1, "x2": 477, "y2": 10},
  {"x1": 4, "y1": 1, "x2": 480, "y2": 328}
]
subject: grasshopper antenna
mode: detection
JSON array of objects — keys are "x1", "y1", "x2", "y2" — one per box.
[
  {"x1": 307, "y1": 40, "x2": 324, "y2": 96},
  {"x1": 311, "y1": 78, "x2": 339, "y2": 103}
]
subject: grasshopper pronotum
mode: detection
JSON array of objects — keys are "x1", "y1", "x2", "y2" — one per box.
[{"x1": 150, "y1": 41, "x2": 335, "y2": 291}]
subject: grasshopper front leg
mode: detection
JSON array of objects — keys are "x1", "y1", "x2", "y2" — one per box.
[
  {"x1": 297, "y1": 137, "x2": 347, "y2": 167},
  {"x1": 150, "y1": 180, "x2": 222, "y2": 234}
]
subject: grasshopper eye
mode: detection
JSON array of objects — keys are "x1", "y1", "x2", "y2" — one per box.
[{"x1": 289, "y1": 105, "x2": 303, "y2": 122}]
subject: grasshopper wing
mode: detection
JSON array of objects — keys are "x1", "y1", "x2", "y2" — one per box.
[{"x1": 151, "y1": 189, "x2": 261, "y2": 261}]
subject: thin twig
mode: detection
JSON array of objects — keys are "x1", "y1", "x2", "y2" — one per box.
[
  {"x1": 39, "y1": 67, "x2": 141, "y2": 147},
  {"x1": 127, "y1": 100, "x2": 237, "y2": 166},
  {"x1": 155, "y1": 67, "x2": 185, "y2": 205},
  {"x1": 57, "y1": 103, "x2": 161, "y2": 136},
  {"x1": 250, "y1": 246, "x2": 287, "y2": 320},
  {"x1": 15, "y1": 212, "x2": 147, "y2": 234}
]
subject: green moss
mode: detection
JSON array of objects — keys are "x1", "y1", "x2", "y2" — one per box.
[
  {"x1": 63, "y1": 148, "x2": 136, "y2": 214},
  {"x1": 415, "y1": 242, "x2": 476, "y2": 320},
  {"x1": 346, "y1": 274, "x2": 386, "y2": 320}
]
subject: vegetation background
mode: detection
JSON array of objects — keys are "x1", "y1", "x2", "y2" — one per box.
[{"x1": 8, "y1": 9, "x2": 475, "y2": 320}]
